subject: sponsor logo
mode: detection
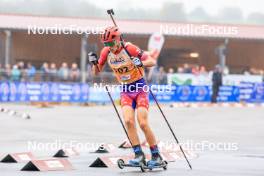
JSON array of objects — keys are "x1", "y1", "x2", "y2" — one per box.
[
  {"x1": 178, "y1": 86, "x2": 191, "y2": 101},
  {"x1": 120, "y1": 75, "x2": 131, "y2": 81},
  {"x1": 110, "y1": 57, "x2": 125, "y2": 65}
]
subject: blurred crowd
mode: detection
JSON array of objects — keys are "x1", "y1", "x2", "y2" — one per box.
[
  {"x1": 176, "y1": 63, "x2": 208, "y2": 75},
  {"x1": 147, "y1": 63, "x2": 209, "y2": 84},
  {"x1": 0, "y1": 61, "x2": 81, "y2": 82},
  {"x1": 147, "y1": 63, "x2": 264, "y2": 84},
  {"x1": 0, "y1": 61, "x2": 263, "y2": 83},
  {"x1": 243, "y1": 67, "x2": 264, "y2": 76}
]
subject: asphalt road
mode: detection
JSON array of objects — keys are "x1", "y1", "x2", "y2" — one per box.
[{"x1": 0, "y1": 103, "x2": 263, "y2": 176}]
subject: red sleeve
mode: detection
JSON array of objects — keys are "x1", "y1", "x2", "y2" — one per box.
[
  {"x1": 125, "y1": 43, "x2": 148, "y2": 61},
  {"x1": 98, "y1": 47, "x2": 110, "y2": 65}
]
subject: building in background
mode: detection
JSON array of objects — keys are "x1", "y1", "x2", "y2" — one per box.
[{"x1": 0, "y1": 14, "x2": 264, "y2": 82}]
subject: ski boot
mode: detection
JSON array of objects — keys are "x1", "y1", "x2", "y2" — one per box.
[
  {"x1": 128, "y1": 152, "x2": 146, "y2": 166},
  {"x1": 147, "y1": 153, "x2": 167, "y2": 170}
]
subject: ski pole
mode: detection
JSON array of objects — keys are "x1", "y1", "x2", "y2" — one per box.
[{"x1": 106, "y1": 9, "x2": 192, "y2": 170}]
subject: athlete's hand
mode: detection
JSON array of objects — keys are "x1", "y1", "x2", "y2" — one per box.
[
  {"x1": 88, "y1": 52, "x2": 98, "y2": 65},
  {"x1": 132, "y1": 57, "x2": 143, "y2": 67}
]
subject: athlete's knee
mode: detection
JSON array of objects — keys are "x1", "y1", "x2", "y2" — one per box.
[
  {"x1": 125, "y1": 118, "x2": 135, "y2": 128},
  {"x1": 138, "y1": 120, "x2": 148, "y2": 132}
]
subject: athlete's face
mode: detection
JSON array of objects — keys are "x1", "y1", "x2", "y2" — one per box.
[{"x1": 104, "y1": 40, "x2": 121, "y2": 53}]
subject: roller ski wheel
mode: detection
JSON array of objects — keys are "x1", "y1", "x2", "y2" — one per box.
[
  {"x1": 139, "y1": 162, "x2": 147, "y2": 172},
  {"x1": 117, "y1": 159, "x2": 125, "y2": 169},
  {"x1": 162, "y1": 160, "x2": 168, "y2": 170},
  {"x1": 117, "y1": 153, "x2": 148, "y2": 172}
]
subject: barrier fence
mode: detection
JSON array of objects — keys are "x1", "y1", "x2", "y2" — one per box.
[{"x1": 0, "y1": 82, "x2": 263, "y2": 103}]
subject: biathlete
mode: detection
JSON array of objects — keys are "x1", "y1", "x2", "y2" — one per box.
[{"x1": 89, "y1": 26, "x2": 163, "y2": 167}]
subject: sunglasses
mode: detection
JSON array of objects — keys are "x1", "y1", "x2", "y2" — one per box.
[{"x1": 104, "y1": 40, "x2": 116, "y2": 47}]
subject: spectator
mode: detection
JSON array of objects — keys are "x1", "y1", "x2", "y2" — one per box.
[
  {"x1": 199, "y1": 66, "x2": 208, "y2": 75},
  {"x1": 11, "y1": 64, "x2": 21, "y2": 81},
  {"x1": 26, "y1": 62, "x2": 36, "y2": 82},
  {"x1": 40, "y1": 62, "x2": 49, "y2": 82},
  {"x1": 192, "y1": 65, "x2": 200, "y2": 75},
  {"x1": 168, "y1": 68, "x2": 174, "y2": 74},
  {"x1": 18, "y1": 61, "x2": 25, "y2": 69},
  {"x1": 70, "y1": 63, "x2": 80, "y2": 82},
  {"x1": 249, "y1": 67, "x2": 259, "y2": 75},
  {"x1": 58, "y1": 62, "x2": 69, "y2": 82},
  {"x1": 183, "y1": 63, "x2": 192, "y2": 73},
  {"x1": 243, "y1": 69, "x2": 250, "y2": 75},
  {"x1": 18, "y1": 61, "x2": 26, "y2": 81},
  {"x1": 260, "y1": 70, "x2": 264, "y2": 82},
  {"x1": 157, "y1": 66, "x2": 167, "y2": 84},
  {"x1": 211, "y1": 65, "x2": 222, "y2": 103},
  {"x1": 49, "y1": 63, "x2": 58, "y2": 82},
  {"x1": 177, "y1": 66, "x2": 184, "y2": 73},
  {"x1": 2, "y1": 64, "x2": 11, "y2": 81}
]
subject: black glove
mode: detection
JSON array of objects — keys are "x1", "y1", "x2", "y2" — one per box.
[{"x1": 88, "y1": 52, "x2": 98, "y2": 65}]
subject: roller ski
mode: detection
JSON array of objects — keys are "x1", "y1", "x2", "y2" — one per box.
[
  {"x1": 117, "y1": 153, "x2": 167, "y2": 172},
  {"x1": 117, "y1": 152, "x2": 147, "y2": 172},
  {"x1": 146, "y1": 153, "x2": 168, "y2": 170}
]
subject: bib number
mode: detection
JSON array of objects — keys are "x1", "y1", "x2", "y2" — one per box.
[{"x1": 113, "y1": 67, "x2": 129, "y2": 74}]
